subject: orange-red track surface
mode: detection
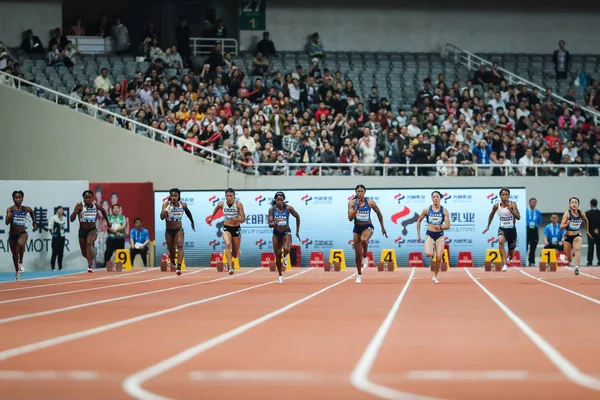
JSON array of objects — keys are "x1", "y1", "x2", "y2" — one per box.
[{"x1": 1, "y1": 266, "x2": 600, "y2": 400}]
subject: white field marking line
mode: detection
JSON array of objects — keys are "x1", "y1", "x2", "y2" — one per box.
[
  {"x1": 0, "y1": 268, "x2": 312, "y2": 362},
  {"x1": 350, "y1": 268, "x2": 443, "y2": 400},
  {"x1": 0, "y1": 269, "x2": 209, "y2": 305},
  {"x1": 0, "y1": 370, "x2": 98, "y2": 380},
  {"x1": 0, "y1": 268, "x2": 153, "y2": 293},
  {"x1": 0, "y1": 270, "x2": 86, "y2": 283},
  {"x1": 518, "y1": 269, "x2": 600, "y2": 305},
  {"x1": 565, "y1": 266, "x2": 600, "y2": 280},
  {"x1": 0, "y1": 268, "x2": 259, "y2": 325},
  {"x1": 188, "y1": 370, "x2": 315, "y2": 382},
  {"x1": 403, "y1": 370, "x2": 529, "y2": 381},
  {"x1": 464, "y1": 268, "x2": 600, "y2": 392},
  {"x1": 122, "y1": 270, "x2": 354, "y2": 400}
]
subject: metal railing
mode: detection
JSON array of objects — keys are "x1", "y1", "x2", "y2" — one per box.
[
  {"x1": 244, "y1": 162, "x2": 599, "y2": 177},
  {"x1": 66, "y1": 36, "x2": 114, "y2": 55},
  {"x1": 189, "y1": 37, "x2": 238, "y2": 57},
  {"x1": 443, "y1": 43, "x2": 600, "y2": 125},
  {"x1": 0, "y1": 70, "x2": 235, "y2": 166}
]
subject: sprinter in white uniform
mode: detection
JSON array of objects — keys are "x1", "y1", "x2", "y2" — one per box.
[
  {"x1": 482, "y1": 188, "x2": 521, "y2": 271},
  {"x1": 208, "y1": 188, "x2": 246, "y2": 275},
  {"x1": 71, "y1": 190, "x2": 110, "y2": 273},
  {"x1": 160, "y1": 188, "x2": 195, "y2": 276}
]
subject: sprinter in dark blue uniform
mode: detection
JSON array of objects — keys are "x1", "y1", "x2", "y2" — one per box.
[
  {"x1": 560, "y1": 197, "x2": 593, "y2": 276},
  {"x1": 416, "y1": 191, "x2": 450, "y2": 284},
  {"x1": 268, "y1": 191, "x2": 301, "y2": 284},
  {"x1": 348, "y1": 184, "x2": 387, "y2": 284},
  {"x1": 6, "y1": 190, "x2": 38, "y2": 280}
]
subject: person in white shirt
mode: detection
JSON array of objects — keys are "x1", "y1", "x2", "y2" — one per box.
[
  {"x1": 236, "y1": 127, "x2": 256, "y2": 153},
  {"x1": 49, "y1": 206, "x2": 68, "y2": 271},
  {"x1": 518, "y1": 148, "x2": 534, "y2": 176},
  {"x1": 562, "y1": 140, "x2": 578, "y2": 162},
  {"x1": 94, "y1": 68, "x2": 112, "y2": 92},
  {"x1": 407, "y1": 116, "x2": 421, "y2": 137}
]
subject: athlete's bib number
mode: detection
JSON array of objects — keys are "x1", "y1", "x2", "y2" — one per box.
[
  {"x1": 500, "y1": 217, "x2": 513, "y2": 228},
  {"x1": 356, "y1": 211, "x2": 369, "y2": 222}
]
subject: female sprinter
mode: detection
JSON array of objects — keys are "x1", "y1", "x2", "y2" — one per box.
[
  {"x1": 560, "y1": 197, "x2": 593, "y2": 275},
  {"x1": 482, "y1": 188, "x2": 521, "y2": 272},
  {"x1": 268, "y1": 191, "x2": 301, "y2": 284},
  {"x1": 6, "y1": 190, "x2": 37, "y2": 280},
  {"x1": 160, "y1": 188, "x2": 195, "y2": 276},
  {"x1": 416, "y1": 191, "x2": 450, "y2": 284},
  {"x1": 70, "y1": 190, "x2": 110, "y2": 273},
  {"x1": 208, "y1": 188, "x2": 245, "y2": 275},
  {"x1": 348, "y1": 184, "x2": 387, "y2": 284}
]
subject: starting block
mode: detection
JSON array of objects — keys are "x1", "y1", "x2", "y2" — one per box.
[
  {"x1": 309, "y1": 252, "x2": 325, "y2": 268},
  {"x1": 457, "y1": 252, "x2": 474, "y2": 267},
  {"x1": 160, "y1": 253, "x2": 170, "y2": 272},
  {"x1": 105, "y1": 261, "x2": 123, "y2": 272},
  {"x1": 366, "y1": 252, "x2": 376, "y2": 269},
  {"x1": 210, "y1": 252, "x2": 223, "y2": 269},
  {"x1": 507, "y1": 250, "x2": 523, "y2": 267},
  {"x1": 260, "y1": 252, "x2": 275, "y2": 268},
  {"x1": 408, "y1": 252, "x2": 425, "y2": 268},
  {"x1": 433, "y1": 249, "x2": 450, "y2": 271},
  {"x1": 325, "y1": 249, "x2": 346, "y2": 271},
  {"x1": 484, "y1": 249, "x2": 502, "y2": 271},
  {"x1": 539, "y1": 249, "x2": 558, "y2": 272},
  {"x1": 378, "y1": 250, "x2": 397, "y2": 271},
  {"x1": 222, "y1": 251, "x2": 240, "y2": 271},
  {"x1": 557, "y1": 251, "x2": 570, "y2": 267}
]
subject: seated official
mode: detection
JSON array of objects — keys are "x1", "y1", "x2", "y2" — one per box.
[
  {"x1": 544, "y1": 213, "x2": 565, "y2": 251},
  {"x1": 130, "y1": 217, "x2": 149, "y2": 267}
]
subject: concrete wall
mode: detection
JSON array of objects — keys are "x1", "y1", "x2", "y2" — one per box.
[
  {"x1": 1, "y1": 83, "x2": 598, "y2": 214},
  {"x1": 0, "y1": 84, "x2": 248, "y2": 191},
  {"x1": 239, "y1": 0, "x2": 600, "y2": 54}
]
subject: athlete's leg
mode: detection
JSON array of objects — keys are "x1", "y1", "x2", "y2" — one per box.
[
  {"x1": 222, "y1": 231, "x2": 233, "y2": 270},
  {"x1": 272, "y1": 235, "x2": 283, "y2": 276},
  {"x1": 353, "y1": 232, "x2": 363, "y2": 274},
  {"x1": 165, "y1": 233, "x2": 175, "y2": 266},
  {"x1": 282, "y1": 233, "x2": 292, "y2": 269},
  {"x1": 230, "y1": 235, "x2": 241, "y2": 275},
  {"x1": 175, "y1": 230, "x2": 185, "y2": 265},
  {"x1": 85, "y1": 230, "x2": 98, "y2": 271},
  {"x1": 433, "y1": 238, "x2": 445, "y2": 281},
  {"x1": 507, "y1": 231, "x2": 516, "y2": 260},
  {"x1": 572, "y1": 236, "x2": 583, "y2": 275},
  {"x1": 8, "y1": 239, "x2": 19, "y2": 277},
  {"x1": 498, "y1": 234, "x2": 507, "y2": 265},
  {"x1": 564, "y1": 241, "x2": 573, "y2": 263},
  {"x1": 17, "y1": 233, "x2": 28, "y2": 271},
  {"x1": 359, "y1": 228, "x2": 374, "y2": 271}
]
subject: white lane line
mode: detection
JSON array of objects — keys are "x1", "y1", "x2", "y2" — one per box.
[
  {"x1": 188, "y1": 370, "x2": 314, "y2": 382},
  {"x1": 0, "y1": 270, "x2": 87, "y2": 284},
  {"x1": 0, "y1": 269, "x2": 257, "y2": 325},
  {"x1": 0, "y1": 268, "x2": 312, "y2": 361},
  {"x1": 403, "y1": 370, "x2": 529, "y2": 381},
  {"x1": 0, "y1": 269, "x2": 209, "y2": 305},
  {"x1": 0, "y1": 268, "x2": 152, "y2": 293},
  {"x1": 0, "y1": 370, "x2": 98, "y2": 380},
  {"x1": 519, "y1": 269, "x2": 600, "y2": 305},
  {"x1": 122, "y1": 270, "x2": 355, "y2": 400},
  {"x1": 564, "y1": 266, "x2": 600, "y2": 280},
  {"x1": 464, "y1": 268, "x2": 600, "y2": 392},
  {"x1": 350, "y1": 268, "x2": 442, "y2": 400}
]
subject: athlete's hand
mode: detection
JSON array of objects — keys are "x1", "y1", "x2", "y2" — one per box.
[
  {"x1": 76, "y1": 202, "x2": 83, "y2": 212},
  {"x1": 482, "y1": 227, "x2": 489, "y2": 234},
  {"x1": 32, "y1": 223, "x2": 38, "y2": 232},
  {"x1": 382, "y1": 228, "x2": 388, "y2": 238},
  {"x1": 191, "y1": 222, "x2": 196, "y2": 232},
  {"x1": 6, "y1": 207, "x2": 13, "y2": 217},
  {"x1": 162, "y1": 201, "x2": 169, "y2": 210},
  {"x1": 417, "y1": 235, "x2": 421, "y2": 243},
  {"x1": 587, "y1": 231, "x2": 593, "y2": 239},
  {"x1": 296, "y1": 231, "x2": 301, "y2": 241}
]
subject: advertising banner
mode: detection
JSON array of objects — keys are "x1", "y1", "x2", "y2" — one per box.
[
  {"x1": 153, "y1": 188, "x2": 526, "y2": 268},
  {"x1": 89, "y1": 182, "x2": 154, "y2": 267},
  {"x1": 0, "y1": 180, "x2": 89, "y2": 272}
]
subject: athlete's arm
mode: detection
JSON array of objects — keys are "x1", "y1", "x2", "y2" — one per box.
[
  {"x1": 509, "y1": 202, "x2": 521, "y2": 220},
  {"x1": 559, "y1": 211, "x2": 570, "y2": 230},
  {"x1": 347, "y1": 200, "x2": 358, "y2": 221},
  {"x1": 482, "y1": 203, "x2": 498, "y2": 234},
  {"x1": 97, "y1": 203, "x2": 111, "y2": 229},
  {"x1": 441, "y1": 208, "x2": 451, "y2": 231},
  {"x1": 207, "y1": 202, "x2": 223, "y2": 225},
  {"x1": 581, "y1": 210, "x2": 593, "y2": 238},
  {"x1": 267, "y1": 206, "x2": 275, "y2": 228},
  {"x1": 182, "y1": 202, "x2": 195, "y2": 231},
  {"x1": 70, "y1": 202, "x2": 81, "y2": 223},
  {"x1": 370, "y1": 201, "x2": 387, "y2": 238},
  {"x1": 416, "y1": 208, "x2": 428, "y2": 236},
  {"x1": 5, "y1": 207, "x2": 13, "y2": 225},
  {"x1": 288, "y1": 205, "x2": 301, "y2": 239},
  {"x1": 26, "y1": 206, "x2": 38, "y2": 231},
  {"x1": 232, "y1": 201, "x2": 247, "y2": 224}
]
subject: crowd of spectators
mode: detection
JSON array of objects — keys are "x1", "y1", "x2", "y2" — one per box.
[{"x1": 2, "y1": 26, "x2": 600, "y2": 177}]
